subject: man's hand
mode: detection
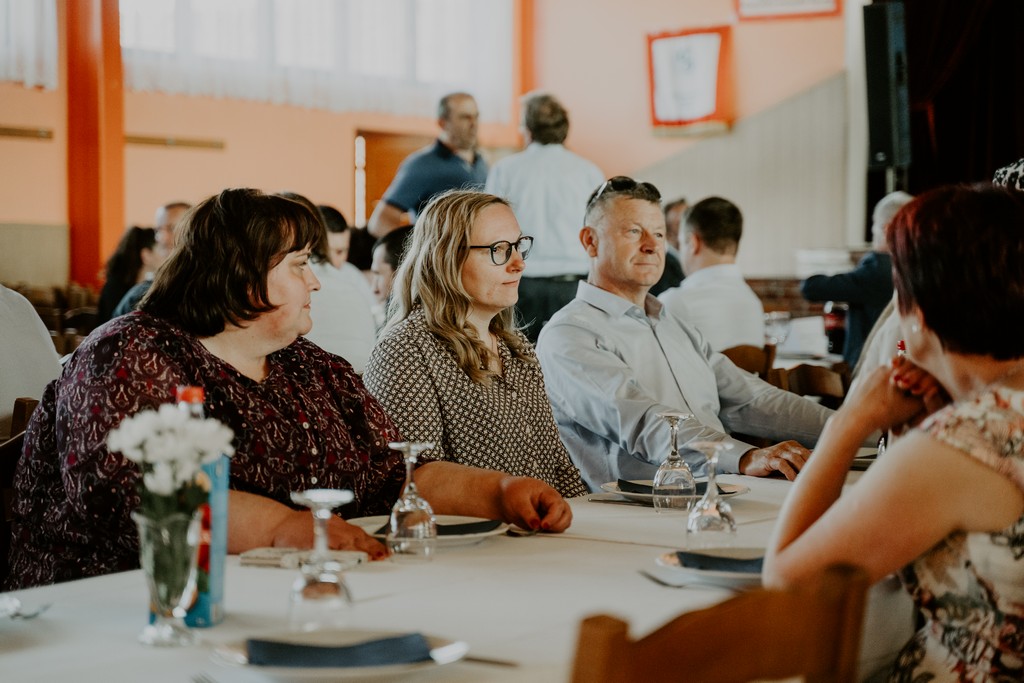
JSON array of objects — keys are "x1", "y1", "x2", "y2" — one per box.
[
  {"x1": 738, "y1": 441, "x2": 811, "y2": 480},
  {"x1": 497, "y1": 476, "x2": 573, "y2": 533},
  {"x1": 269, "y1": 509, "x2": 389, "y2": 560}
]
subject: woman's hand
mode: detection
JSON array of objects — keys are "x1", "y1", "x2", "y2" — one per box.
[
  {"x1": 269, "y1": 509, "x2": 389, "y2": 561},
  {"x1": 843, "y1": 356, "x2": 949, "y2": 435},
  {"x1": 497, "y1": 476, "x2": 573, "y2": 533}
]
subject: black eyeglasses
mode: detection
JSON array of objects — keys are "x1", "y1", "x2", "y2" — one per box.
[
  {"x1": 468, "y1": 235, "x2": 534, "y2": 265},
  {"x1": 586, "y1": 176, "x2": 661, "y2": 212}
]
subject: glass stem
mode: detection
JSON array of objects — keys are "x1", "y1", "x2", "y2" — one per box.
[
  {"x1": 311, "y1": 506, "x2": 330, "y2": 566},
  {"x1": 403, "y1": 452, "x2": 417, "y2": 498}
]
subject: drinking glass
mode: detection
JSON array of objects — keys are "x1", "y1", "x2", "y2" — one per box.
[
  {"x1": 686, "y1": 441, "x2": 737, "y2": 549},
  {"x1": 388, "y1": 441, "x2": 437, "y2": 561},
  {"x1": 287, "y1": 488, "x2": 354, "y2": 632},
  {"x1": 764, "y1": 311, "x2": 792, "y2": 346},
  {"x1": 652, "y1": 411, "x2": 696, "y2": 513}
]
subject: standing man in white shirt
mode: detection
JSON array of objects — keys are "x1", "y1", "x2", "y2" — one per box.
[
  {"x1": 659, "y1": 196, "x2": 764, "y2": 351},
  {"x1": 485, "y1": 92, "x2": 604, "y2": 341}
]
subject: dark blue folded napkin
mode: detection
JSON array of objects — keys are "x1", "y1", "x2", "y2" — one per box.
[
  {"x1": 373, "y1": 519, "x2": 502, "y2": 536},
  {"x1": 246, "y1": 632, "x2": 432, "y2": 668},
  {"x1": 675, "y1": 551, "x2": 763, "y2": 573},
  {"x1": 617, "y1": 479, "x2": 722, "y2": 495}
]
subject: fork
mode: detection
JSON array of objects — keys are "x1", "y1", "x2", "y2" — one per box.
[{"x1": 191, "y1": 673, "x2": 218, "y2": 683}]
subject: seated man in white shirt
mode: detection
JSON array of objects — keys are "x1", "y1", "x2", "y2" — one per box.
[
  {"x1": 536, "y1": 177, "x2": 832, "y2": 491},
  {"x1": 1, "y1": 285, "x2": 62, "y2": 438},
  {"x1": 658, "y1": 196, "x2": 764, "y2": 351}
]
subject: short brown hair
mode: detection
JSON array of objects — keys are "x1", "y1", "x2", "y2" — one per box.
[
  {"x1": 140, "y1": 188, "x2": 323, "y2": 336},
  {"x1": 523, "y1": 92, "x2": 569, "y2": 145}
]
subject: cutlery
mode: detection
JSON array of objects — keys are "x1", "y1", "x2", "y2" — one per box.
[
  {"x1": 505, "y1": 526, "x2": 538, "y2": 537},
  {"x1": 0, "y1": 596, "x2": 51, "y2": 620},
  {"x1": 587, "y1": 495, "x2": 650, "y2": 508},
  {"x1": 464, "y1": 655, "x2": 520, "y2": 667}
]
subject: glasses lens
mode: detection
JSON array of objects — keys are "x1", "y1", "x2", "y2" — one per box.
[
  {"x1": 517, "y1": 236, "x2": 533, "y2": 260},
  {"x1": 489, "y1": 241, "x2": 513, "y2": 265}
]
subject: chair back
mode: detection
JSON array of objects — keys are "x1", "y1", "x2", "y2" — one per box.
[
  {"x1": 781, "y1": 363, "x2": 848, "y2": 409},
  {"x1": 1, "y1": 397, "x2": 39, "y2": 583},
  {"x1": 571, "y1": 564, "x2": 869, "y2": 683},
  {"x1": 721, "y1": 344, "x2": 776, "y2": 378}
]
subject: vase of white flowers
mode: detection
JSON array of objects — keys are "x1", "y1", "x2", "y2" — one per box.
[{"x1": 107, "y1": 403, "x2": 234, "y2": 647}]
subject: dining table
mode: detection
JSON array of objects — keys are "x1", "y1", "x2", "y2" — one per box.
[{"x1": 0, "y1": 471, "x2": 915, "y2": 682}]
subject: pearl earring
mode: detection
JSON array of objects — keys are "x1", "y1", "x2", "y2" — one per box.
[{"x1": 911, "y1": 323, "x2": 920, "y2": 334}]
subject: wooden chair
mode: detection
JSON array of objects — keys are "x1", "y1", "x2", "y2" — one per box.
[
  {"x1": 721, "y1": 344, "x2": 776, "y2": 378},
  {"x1": 1, "y1": 397, "x2": 39, "y2": 583},
  {"x1": 782, "y1": 363, "x2": 849, "y2": 410},
  {"x1": 570, "y1": 564, "x2": 869, "y2": 683}
]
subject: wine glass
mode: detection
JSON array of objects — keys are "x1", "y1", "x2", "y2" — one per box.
[
  {"x1": 686, "y1": 441, "x2": 737, "y2": 549},
  {"x1": 388, "y1": 441, "x2": 437, "y2": 562},
  {"x1": 764, "y1": 311, "x2": 792, "y2": 346},
  {"x1": 287, "y1": 488, "x2": 355, "y2": 632},
  {"x1": 652, "y1": 411, "x2": 696, "y2": 513}
]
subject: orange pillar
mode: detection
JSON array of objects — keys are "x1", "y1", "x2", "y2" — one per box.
[
  {"x1": 513, "y1": 0, "x2": 536, "y2": 118},
  {"x1": 66, "y1": 0, "x2": 124, "y2": 288}
]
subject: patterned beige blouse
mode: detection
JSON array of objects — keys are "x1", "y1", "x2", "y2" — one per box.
[{"x1": 364, "y1": 308, "x2": 587, "y2": 498}]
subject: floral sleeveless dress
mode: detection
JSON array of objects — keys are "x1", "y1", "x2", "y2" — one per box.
[{"x1": 889, "y1": 386, "x2": 1024, "y2": 682}]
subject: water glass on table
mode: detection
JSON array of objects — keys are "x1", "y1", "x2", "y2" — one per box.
[
  {"x1": 652, "y1": 411, "x2": 696, "y2": 513},
  {"x1": 388, "y1": 441, "x2": 437, "y2": 562},
  {"x1": 686, "y1": 441, "x2": 737, "y2": 549},
  {"x1": 764, "y1": 311, "x2": 792, "y2": 346},
  {"x1": 287, "y1": 488, "x2": 355, "y2": 632}
]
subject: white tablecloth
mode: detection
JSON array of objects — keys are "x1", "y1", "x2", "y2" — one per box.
[{"x1": 0, "y1": 474, "x2": 913, "y2": 682}]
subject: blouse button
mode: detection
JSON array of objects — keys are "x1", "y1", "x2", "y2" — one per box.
[
  {"x1": 311, "y1": 446, "x2": 319, "y2": 455},
  {"x1": 302, "y1": 422, "x2": 310, "y2": 429},
  {"x1": 310, "y1": 476, "x2": 318, "y2": 485}
]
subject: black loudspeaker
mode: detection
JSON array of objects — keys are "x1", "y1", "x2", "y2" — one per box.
[{"x1": 863, "y1": 2, "x2": 911, "y2": 169}]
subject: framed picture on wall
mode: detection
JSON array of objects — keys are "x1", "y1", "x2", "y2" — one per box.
[
  {"x1": 647, "y1": 25, "x2": 734, "y2": 132},
  {"x1": 736, "y1": 0, "x2": 842, "y2": 21}
]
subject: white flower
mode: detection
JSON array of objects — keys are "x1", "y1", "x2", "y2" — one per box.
[
  {"x1": 107, "y1": 404, "x2": 235, "y2": 496},
  {"x1": 143, "y1": 462, "x2": 177, "y2": 496}
]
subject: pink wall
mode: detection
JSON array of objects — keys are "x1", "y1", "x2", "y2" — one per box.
[
  {"x1": 535, "y1": 0, "x2": 845, "y2": 175},
  {"x1": 0, "y1": 0, "x2": 844, "y2": 233}
]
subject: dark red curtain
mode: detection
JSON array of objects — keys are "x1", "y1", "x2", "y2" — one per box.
[{"x1": 900, "y1": 0, "x2": 1024, "y2": 191}]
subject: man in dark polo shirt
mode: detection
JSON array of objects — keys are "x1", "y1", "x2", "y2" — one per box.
[{"x1": 368, "y1": 92, "x2": 488, "y2": 238}]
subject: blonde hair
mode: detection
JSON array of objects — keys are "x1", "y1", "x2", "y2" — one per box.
[{"x1": 385, "y1": 189, "x2": 533, "y2": 384}]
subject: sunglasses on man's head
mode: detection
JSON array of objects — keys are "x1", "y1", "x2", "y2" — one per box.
[{"x1": 587, "y1": 176, "x2": 661, "y2": 211}]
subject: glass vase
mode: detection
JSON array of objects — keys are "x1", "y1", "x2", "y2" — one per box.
[{"x1": 132, "y1": 510, "x2": 201, "y2": 647}]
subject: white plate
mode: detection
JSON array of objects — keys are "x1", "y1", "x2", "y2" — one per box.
[
  {"x1": 654, "y1": 547, "x2": 764, "y2": 589},
  {"x1": 347, "y1": 515, "x2": 508, "y2": 548},
  {"x1": 598, "y1": 481, "x2": 751, "y2": 505},
  {"x1": 0, "y1": 595, "x2": 21, "y2": 619},
  {"x1": 212, "y1": 629, "x2": 468, "y2": 681}
]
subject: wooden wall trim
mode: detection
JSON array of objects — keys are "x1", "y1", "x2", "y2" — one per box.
[{"x1": 0, "y1": 126, "x2": 54, "y2": 140}]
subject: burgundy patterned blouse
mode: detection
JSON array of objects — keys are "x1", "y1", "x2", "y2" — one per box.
[{"x1": 5, "y1": 313, "x2": 407, "y2": 590}]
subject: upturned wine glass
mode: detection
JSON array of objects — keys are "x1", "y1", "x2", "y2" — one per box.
[
  {"x1": 652, "y1": 411, "x2": 696, "y2": 513},
  {"x1": 686, "y1": 441, "x2": 737, "y2": 549},
  {"x1": 388, "y1": 441, "x2": 437, "y2": 561},
  {"x1": 287, "y1": 488, "x2": 354, "y2": 632}
]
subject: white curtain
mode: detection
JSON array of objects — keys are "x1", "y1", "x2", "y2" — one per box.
[
  {"x1": 0, "y1": 0, "x2": 58, "y2": 89},
  {"x1": 119, "y1": 0, "x2": 515, "y2": 122}
]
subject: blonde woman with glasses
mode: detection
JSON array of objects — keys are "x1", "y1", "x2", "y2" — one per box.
[{"x1": 364, "y1": 190, "x2": 587, "y2": 500}]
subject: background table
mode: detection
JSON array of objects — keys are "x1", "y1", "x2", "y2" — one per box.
[{"x1": 0, "y1": 474, "x2": 914, "y2": 682}]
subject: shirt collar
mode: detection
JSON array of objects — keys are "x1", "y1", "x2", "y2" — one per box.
[
  {"x1": 681, "y1": 263, "x2": 743, "y2": 287},
  {"x1": 434, "y1": 138, "x2": 481, "y2": 164},
  {"x1": 577, "y1": 281, "x2": 664, "y2": 322}
]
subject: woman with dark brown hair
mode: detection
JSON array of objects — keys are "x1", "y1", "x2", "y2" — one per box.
[
  {"x1": 96, "y1": 225, "x2": 160, "y2": 324},
  {"x1": 6, "y1": 188, "x2": 571, "y2": 590}
]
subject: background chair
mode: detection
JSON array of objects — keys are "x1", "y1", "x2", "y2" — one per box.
[
  {"x1": 1, "y1": 397, "x2": 39, "y2": 583},
  {"x1": 779, "y1": 362, "x2": 850, "y2": 410},
  {"x1": 721, "y1": 344, "x2": 776, "y2": 378},
  {"x1": 571, "y1": 564, "x2": 869, "y2": 683}
]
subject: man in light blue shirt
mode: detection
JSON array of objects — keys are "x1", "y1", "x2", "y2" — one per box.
[{"x1": 536, "y1": 177, "x2": 832, "y2": 491}]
